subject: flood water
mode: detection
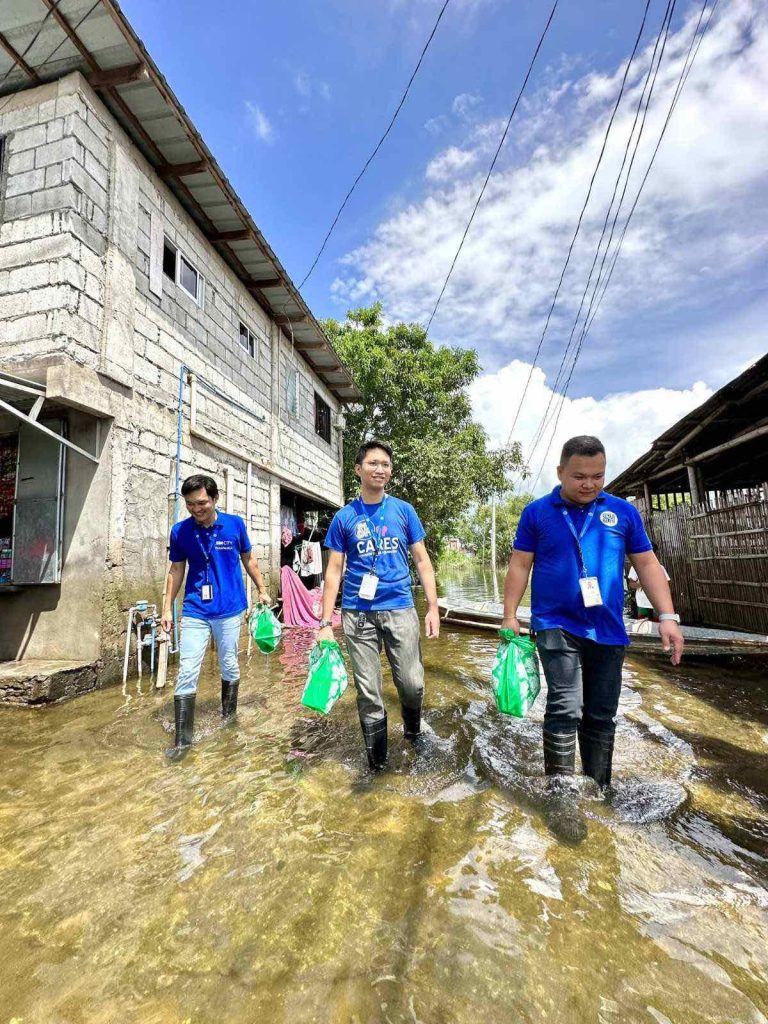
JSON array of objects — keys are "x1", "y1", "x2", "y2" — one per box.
[{"x1": 1, "y1": 563, "x2": 767, "y2": 1023}]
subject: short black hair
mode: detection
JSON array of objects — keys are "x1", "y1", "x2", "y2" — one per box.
[
  {"x1": 181, "y1": 474, "x2": 219, "y2": 498},
  {"x1": 355, "y1": 439, "x2": 393, "y2": 466},
  {"x1": 559, "y1": 435, "x2": 605, "y2": 465}
]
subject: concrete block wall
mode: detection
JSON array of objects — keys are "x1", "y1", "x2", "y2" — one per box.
[{"x1": 1, "y1": 72, "x2": 350, "y2": 690}]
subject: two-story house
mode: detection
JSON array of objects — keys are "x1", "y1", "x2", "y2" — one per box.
[{"x1": 0, "y1": 1, "x2": 360, "y2": 703}]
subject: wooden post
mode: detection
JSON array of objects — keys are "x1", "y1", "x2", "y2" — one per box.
[
  {"x1": 155, "y1": 573, "x2": 170, "y2": 690},
  {"x1": 687, "y1": 464, "x2": 701, "y2": 506},
  {"x1": 643, "y1": 481, "x2": 652, "y2": 516}
]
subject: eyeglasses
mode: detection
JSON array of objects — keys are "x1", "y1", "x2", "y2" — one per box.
[{"x1": 363, "y1": 461, "x2": 392, "y2": 470}]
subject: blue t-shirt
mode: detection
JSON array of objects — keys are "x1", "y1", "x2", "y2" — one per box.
[
  {"x1": 325, "y1": 495, "x2": 426, "y2": 611},
  {"x1": 513, "y1": 487, "x2": 652, "y2": 645},
  {"x1": 169, "y1": 512, "x2": 251, "y2": 620}
]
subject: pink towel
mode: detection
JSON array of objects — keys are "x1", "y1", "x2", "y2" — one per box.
[{"x1": 280, "y1": 565, "x2": 340, "y2": 628}]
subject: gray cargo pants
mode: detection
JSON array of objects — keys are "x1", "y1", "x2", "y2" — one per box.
[{"x1": 341, "y1": 607, "x2": 424, "y2": 724}]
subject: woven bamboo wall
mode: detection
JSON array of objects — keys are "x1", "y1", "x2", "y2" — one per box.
[{"x1": 640, "y1": 494, "x2": 768, "y2": 633}]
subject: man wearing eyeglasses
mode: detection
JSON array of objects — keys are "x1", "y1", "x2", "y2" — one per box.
[{"x1": 317, "y1": 440, "x2": 440, "y2": 770}]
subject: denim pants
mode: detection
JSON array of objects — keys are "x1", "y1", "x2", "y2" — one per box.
[
  {"x1": 175, "y1": 613, "x2": 243, "y2": 696},
  {"x1": 535, "y1": 628, "x2": 625, "y2": 738},
  {"x1": 342, "y1": 607, "x2": 424, "y2": 724}
]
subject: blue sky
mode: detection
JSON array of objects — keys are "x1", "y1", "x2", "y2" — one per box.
[{"x1": 123, "y1": 0, "x2": 767, "y2": 490}]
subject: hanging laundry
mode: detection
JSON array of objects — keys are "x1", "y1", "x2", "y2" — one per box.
[
  {"x1": 280, "y1": 504, "x2": 298, "y2": 537},
  {"x1": 299, "y1": 541, "x2": 323, "y2": 578}
]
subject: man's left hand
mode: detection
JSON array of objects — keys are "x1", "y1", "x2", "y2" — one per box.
[
  {"x1": 425, "y1": 606, "x2": 440, "y2": 639},
  {"x1": 659, "y1": 620, "x2": 684, "y2": 665}
]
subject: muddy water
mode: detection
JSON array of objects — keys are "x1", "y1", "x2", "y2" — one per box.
[{"x1": 1, "y1": 567, "x2": 767, "y2": 1023}]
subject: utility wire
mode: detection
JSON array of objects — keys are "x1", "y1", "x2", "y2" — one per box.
[
  {"x1": 503, "y1": 0, "x2": 653, "y2": 449},
  {"x1": 526, "y1": 0, "x2": 677, "y2": 460},
  {"x1": 298, "y1": 0, "x2": 454, "y2": 290},
  {"x1": 0, "y1": 0, "x2": 63, "y2": 93},
  {"x1": 528, "y1": 0, "x2": 715, "y2": 491},
  {"x1": 425, "y1": 0, "x2": 559, "y2": 334}
]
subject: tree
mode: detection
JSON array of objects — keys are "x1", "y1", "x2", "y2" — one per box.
[
  {"x1": 456, "y1": 493, "x2": 534, "y2": 566},
  {"x1": 323, "y1": 303, "x2": 523, "y2": 555}
]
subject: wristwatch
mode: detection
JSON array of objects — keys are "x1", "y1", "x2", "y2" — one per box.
[
  {"x1": 658, "y1": 613, "x2": 680, "y2": 623},
  {"x1": 318, "y1": 618, "x2": 333, "y2": 629}
]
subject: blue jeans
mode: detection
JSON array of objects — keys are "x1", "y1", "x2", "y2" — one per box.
[{"x1": 175, "y1": 613, "x2": 243, "y2": 696}]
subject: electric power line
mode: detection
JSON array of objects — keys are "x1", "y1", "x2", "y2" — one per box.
[
  {"x1": 0, "y1": 0, "x2": 63, "y2": 93},
  {"x1": 503, "y1": 0, "x2": 654, "y2": 449},
  {"x1": 298, "y1": 0, "x2": 454, "y2": 291},
  {"x1": 527, "y1": 0, "x2": 716, "y2": 491},
  {"x1": 525, "y1": 0, "x2": 678, "y2": 460},
  {"x1": 424, "y1": 0, "x2": 560, "y2": 334}
]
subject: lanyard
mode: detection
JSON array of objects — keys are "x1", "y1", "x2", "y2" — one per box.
[
  {"x1": 561, "y1": 503, "x2": 595, "y2": 578},
  {"x1": 195, "y1": 520, "x2": 218, "y2": 582},
  {"x1": 355, "y1": 495, "x2": 387, "y2": 572}
]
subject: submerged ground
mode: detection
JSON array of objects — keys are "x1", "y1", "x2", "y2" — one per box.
[{"x1": 1, "y1": 567, "x2": 766, "y2": 1023}]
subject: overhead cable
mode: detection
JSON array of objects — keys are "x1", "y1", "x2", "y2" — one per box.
[
  {"x1": 503, "y1": 0, "x2": 653, "y2": 449},
  {"x1": 527, "y1": 0, "x2": 715, "y2": 490},
  {"x1": 424, "y1": 0, "x2": 560, "y2": 334},
  {"x1": 526, "y1": 0, "x2": 678, "y2": 461},
  {"x1": 298, "y1": 0, "x2": 454, "y2": 290},
  {"x1": 0, "y1": 0, "x2": 63, "y2": 92}
]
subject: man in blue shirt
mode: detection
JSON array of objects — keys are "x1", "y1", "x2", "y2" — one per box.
[
  {"x1": 503, "y1": 436, "x2": 683, "y2": 789},
  {"x1": 317, "y1": 440, "x2": 440, "y2": 770},
  {"x1": 160, "y1": 474, "x2": 269, "y2": 760}
]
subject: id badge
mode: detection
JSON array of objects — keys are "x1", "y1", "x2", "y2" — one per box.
[
  {"x1": 358, "y1": 573, "x2": 379, "y2": 600},
  {"x1": 579, "y1": 576, "x2": 603, "y2": 607},
  {"x1": 201, "y1": 583, "x2": 213, "y2": 602}
]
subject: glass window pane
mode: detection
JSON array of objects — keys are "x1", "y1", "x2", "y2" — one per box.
[
  {"x1": 179, "y1": 255, "x2": 198, "y2": 299},
  {"x1": 239, "y1": 323, "x2": 250, "y2": 350}
]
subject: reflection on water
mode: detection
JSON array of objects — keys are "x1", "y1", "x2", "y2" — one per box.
[{"x1": 0, "y1": 563, "x2": 766, "y2": 1023}]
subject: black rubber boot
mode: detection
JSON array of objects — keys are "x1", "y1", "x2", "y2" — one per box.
[
  {"x1": 221, "y1": 679, "x2": 239, "y2": 718},
  {"x1": 401, "y1": 703, "x2": 422, "y2": 740},
  {"x1": 165, "y1": 695, "x2": 195, "y2": 761},
  {"x1": 361, "y1": 714, "x2": 388, "y2": 771},
  {"x1": 543, "y1": 729, "x2": 576, "y2": 776},
  {"x1": 542, "y1": 729, "x2": 586, "y2": 844},
  {"x1": 578, "y1": 726, "x2": 615, "y2": 790}
]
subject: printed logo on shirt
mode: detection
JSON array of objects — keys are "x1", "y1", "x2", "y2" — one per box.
[
  {"x1": 599, "y1": 510, "x2": 618, "y2": 527},
  {"x1": 215, "y1": 540, "x2": 235, "y2": 550},
  {"x1": 356, "y1": 536, "x2": 400, "y2": 557},
  {"x1": 355, "y1": 521, "x2": 371, "y2": 540}
]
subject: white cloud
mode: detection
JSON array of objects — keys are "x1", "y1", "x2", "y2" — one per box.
[
  {"x1": 332, "y1": 0, "x2": 768, "y2": 391},
  {"x1": 294, "y1": 70, "x2": 332, "y2": 102},
  {"x1": 469, "y1": 359, "x2": 713, "y2": 495},
  {"x1": 452, "y1": 92, "x2": 481, "y2": 117},
  {"x1": 245, "y1": 102, "x2": 273, "y2": 142},
  {"x1": 425, "y1": 145, "x2": 479, "y2": 181}
]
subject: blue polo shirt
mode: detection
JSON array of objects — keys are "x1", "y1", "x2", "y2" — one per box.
[
  {"x1": 169, "y1": 512, "x2": 251, "y2": 620},
  {"x1": 514, "y1": 487, "x2": 652, "y2": 645},
  {"x1": 325, "y1": 495, "x2": 426, "y2": 611}
]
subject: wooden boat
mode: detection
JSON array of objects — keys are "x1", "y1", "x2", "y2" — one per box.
[{"x1": 437, "y1": 599, "x2": 768, "y2": 658}]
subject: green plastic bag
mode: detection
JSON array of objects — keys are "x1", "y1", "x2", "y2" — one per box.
[
  {"x1": 301, "y1": 640, "x2": 348, "y2": 714},
  {"x1": 249, "y1": 604, "x2": 282, "y2": 654},
  {"x1": 491, "y1": 629, "x2": 541, "y2": 717}
]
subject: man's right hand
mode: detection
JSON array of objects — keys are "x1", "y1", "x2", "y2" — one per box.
[
  {"x1": 161, "y1": 612, "x2": 173, "y2": 634},
  {"x1": 317, "y1": 625, "x2": 335, "y2": 643},
  {"x1": 501, "y1": 615, "x2": 521, "y2": 635}
]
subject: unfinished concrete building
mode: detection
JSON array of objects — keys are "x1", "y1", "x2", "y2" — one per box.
[{"x1": 0, "y1": 1, "x2": 360, "y2": 703}]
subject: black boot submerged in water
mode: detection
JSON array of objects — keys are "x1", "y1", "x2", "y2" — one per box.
[
  {"x1": 542, "y1": 729, "x2": 586, "y2": 844},
  {"x1": 543, "y1": 729, "x2": 577, "y2": 776},
  {"x1": 221, "y1": 679, "x2": 239, "y2": 719},
  {"x1": 578, "y1": 726, "x2": 614, "y2": 790},
  {"x1": 401, "y1": 703, "x2": 422, "y2": 740},
  {"x1": 165, "y1": 695, "x2": 195, "y2": 761},
  {"x1": 361, "y1": 714, "x2": 388, "y2": 771}
]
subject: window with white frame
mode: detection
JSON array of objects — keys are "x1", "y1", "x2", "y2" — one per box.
[
  {"x1": 239, "y1": 321, "x2": 257, "y2": 359},
  {"x1": 163, "y1": 238, "x2": 205, "y2": 306}
]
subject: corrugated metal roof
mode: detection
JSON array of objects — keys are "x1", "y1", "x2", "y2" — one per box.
[
  {"x1": 0, "y1": 0, "x2": 361, "y2": 403},
  {"x1": 608, "y1": 352, "x2": 768, "y2": 495}
]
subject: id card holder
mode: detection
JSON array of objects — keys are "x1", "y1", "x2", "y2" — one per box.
[
  {"x1": 579, "y1": 576, "x2": 603, "y2": 607},
  {"x1": 201, "y1": 583, "x2": 213, "y2": 602},
  {"x1": 358, "y1": 573, "x2": 379, "y2": 600}
]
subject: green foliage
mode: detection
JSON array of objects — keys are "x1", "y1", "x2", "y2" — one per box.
[
  {"x1": 324, "y1": 303, "x2": 523, "y2": 554},
  {"x1": 455, "y1": 493, "x2": 534, "y2": 566}
]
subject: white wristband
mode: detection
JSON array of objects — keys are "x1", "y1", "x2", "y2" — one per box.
[{"x1": 658, "y1": 613, "x2": 680, "y2": 623}]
